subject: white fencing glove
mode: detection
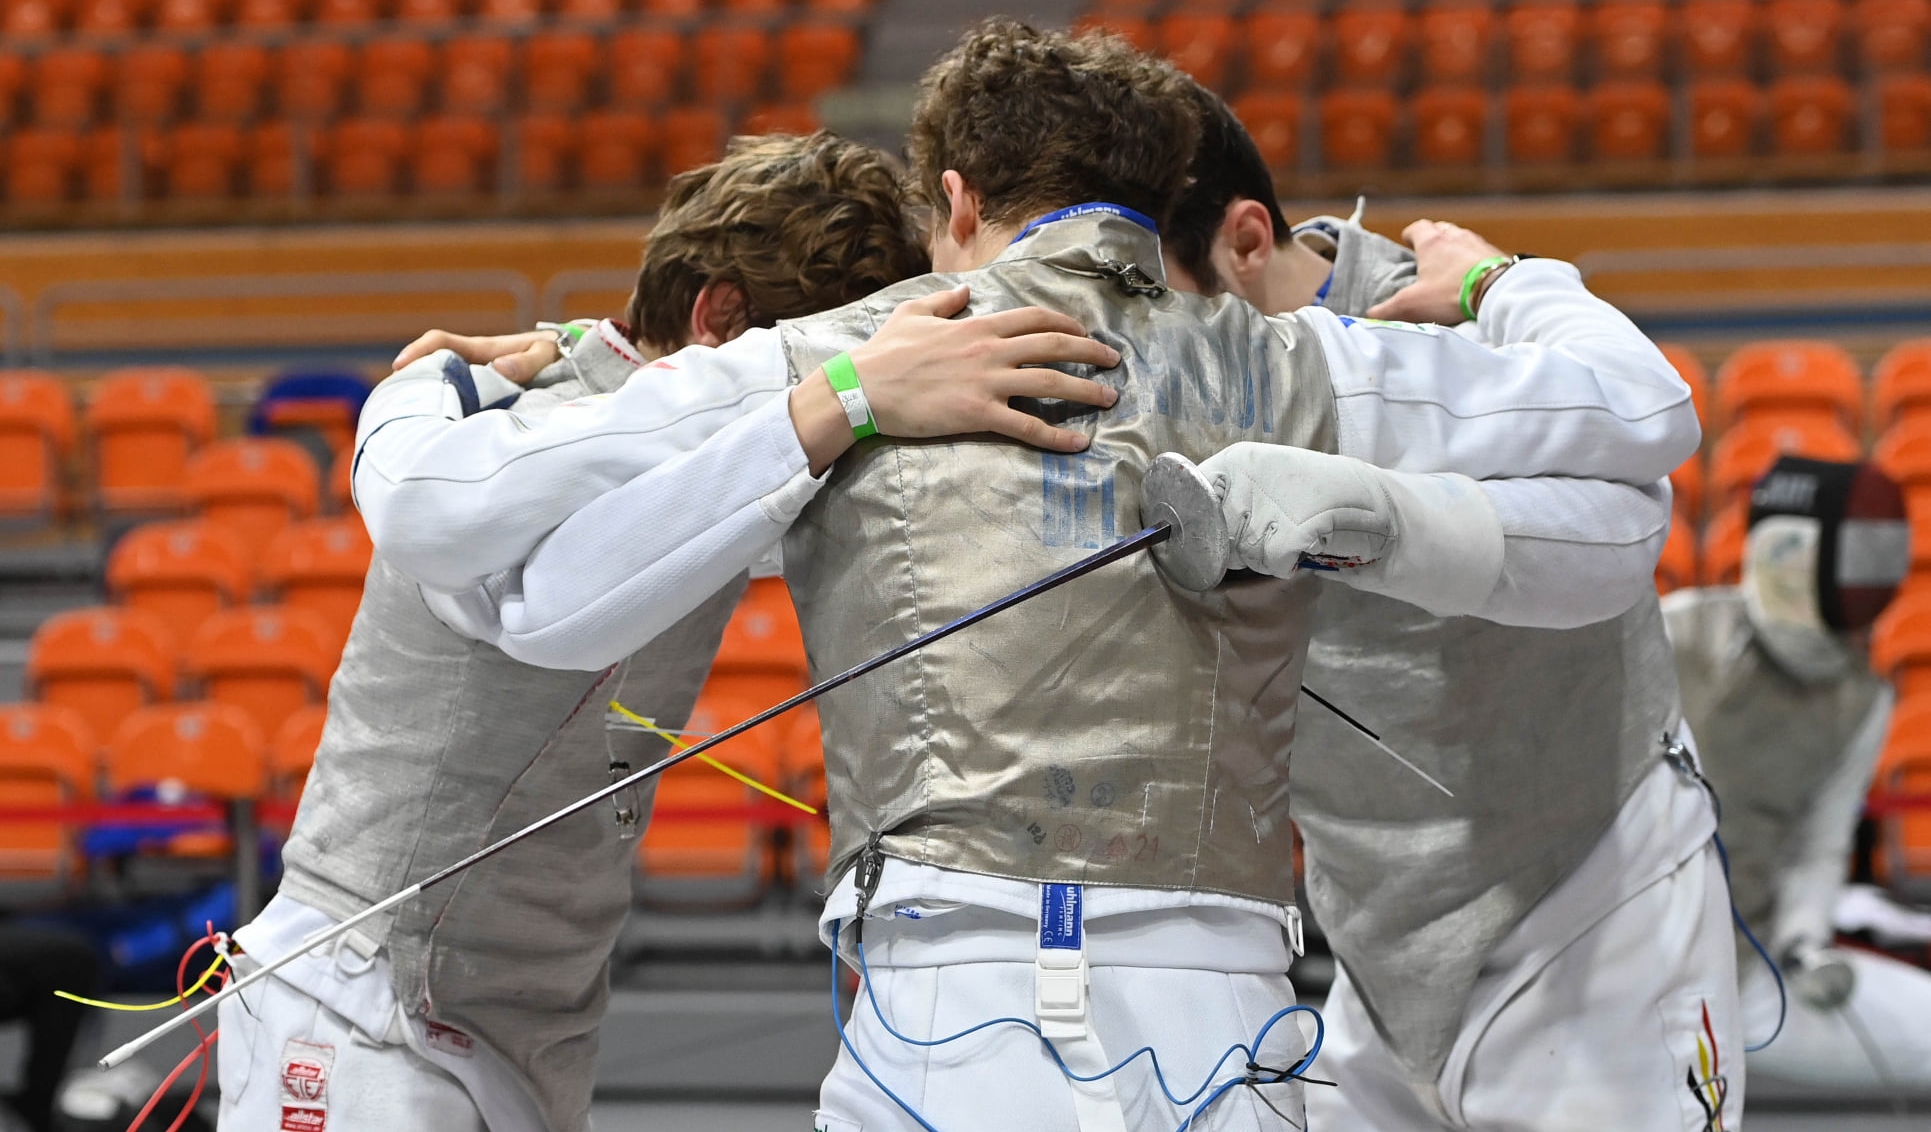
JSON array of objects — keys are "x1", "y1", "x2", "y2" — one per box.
[{"x1": 1200, "y1": 442, "x2": 1506, "y2": 617}]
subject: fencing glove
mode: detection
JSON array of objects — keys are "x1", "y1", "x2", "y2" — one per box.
[
  {"x1": 1291, "y1": 200, "x2": 1417, "y2": 318},
  {"x1": 1200, "y1": 442, "x2": 1505, "y2": 617}
]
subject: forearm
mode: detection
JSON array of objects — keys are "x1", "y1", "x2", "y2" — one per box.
[
  {"x1": 1471, "y1": 477, "x2": 1673, "y2": 628},
  {"x1": 1297, "y1": 259, "x2": 1700, "y2": 485},
  {"x1": 426, "y1": 394, "x2": 823, "y2": 669},
  {"x1": 1770, "y1": 691, "x2": 1894, "y2": 957},
  {"x1": 354, "y1": 329, "x2": 792, "y2": 592}
]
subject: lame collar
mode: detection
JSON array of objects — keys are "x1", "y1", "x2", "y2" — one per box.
[{"x1": 1011, "y1": 202, "x2": 1159, "y2": 244}]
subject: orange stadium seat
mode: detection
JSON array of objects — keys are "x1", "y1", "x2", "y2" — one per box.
[
  {"x1": 722, "y1": 0, "x2": 783, "y2": 13},
  {"x1": 322, "y1": 117, "x2": 409, "y2": 195},
  {"x1": 248, "y1": 122, "x2": 297, "y2": 196},
  {"x1": 313, "y1": 0, "x2": 377, "y2": 22},
  {"x1": 1854, "y1": 0, "x2": 1931, "y2": 70},
  {"x1": 1412, "y1": 86, "x2": 1488, "y2": 166},
  {"x1": 714, "y1": 577, "x2": 809, "y2": 677},
  {"x1": 163, "y1": 122, "x2": 243, "y2": 199},
  {"x1": 442, "y1": 35, "x2": 511, "y2": 115},
  {"x1": 183, "y1": 438, "x2": 320, "y2": 558},
  {"x1": 86, "y1": 367, "x2": 215, "y2": 514},
  {"x1": 26, "y1": 607, "x2": 176, "y2": 747},
  {"x1": 194, "y1": 43, "x2": 269, "y2": 123},
  {"x1": 1232, "y1": 92, "x2": 1303, "y2": 169},
  {"x1": 1656, "y1": 512, "x2": 1698, "y2": 594},
  {"x1": 32, "y1": 47, "x2": 106, "y2": 129},
  {"x1": 1072, "y1": 14, "x2": 1154, "y2": 54},
  {"x1": 525, "y1": 33, "x2": 599, "y2": 113},
  {"x1": 578, "y1": 111, "x2": 653, "y2": 189},
  {"x1": 638, "y1": 0, "x2": 697, "y2": 15},
  {"x1": 1771, "y1": 75, "x2": 1854, "y2": 154},
  {"x1": 609, "y1": 29, "x2": 684, "y2": 108},
  {"x1": 0, "y1": 704, "x2": 95, "y2": 885},
  {"x1": 1874, "y1": 589, "x2": 1931, "y2": 694},
  {"x1": 358, "y1": 38, "x2": 434, "y2": 118},
  {"x1": 1874, "y1": 415, "x2": 1931, "y2": 569},
  {"x1": 1689, "y1": 78, "x2": 1764, "y2": 158},
  {"x1": 327, "y1": 448, "x2": 355, "y2": 513},
  {"x1": 1160, "y1": 12, "x2": 1235, "y2": 88},
  {"x1": 1245, "y1": 11, "x2": 1319, "y2": 88},
  {"x1": 105, "y1": 519, "x2": 252, "y2": 646},
  {"x1": 1320, "y1": 89, "x2": 1399, "y2": 169},
  {"x1": 116, "y1": 45, "x2": 188, "y2": 126},
  {"x1": 477, "y1": 0, "x2": 538, "y2": 23},
  {"x1": 741, "y1": 103, "x2": 821, "y2": 137},
  {"x1": 0, "y1": 370, "x2": 76, "y2": 524},
  {"x1": 106, "y1": 702, "x2": 266, "y2": 802},
  {"x1": 515, "y1": 113, "x2": 575, "y2": 192},
  {"x1": 234, "y1": 0, "x2": 298, "y2": 26},
  {"x1": 74, "y1": 0, "x2": 144, "y2": 36},
  {"x1": 2, "y1": 0, "x2": 66, "y2": 38},
  {"x1": 1590, "y1": 0, "x2": 1668, "y2": 78},
  {"x1": 5, "y1": 129, "x2": 79, "y2": 205},
  {"x1": 662, "y1": 106, "x2": 724, "y2": 176},
  {"x1": 278, "y1": 41, "x2": 351, "y2": 120},
  {"x1": 1878, "y1": 73, "x2": 1931, "y2": 150},
  {"x1": 395, "y1": 0, "x2": 456, "y2": 22},
  {"x1": 1701, "y1": 501, "x2": 1747, "y2": 584},
  {"x1": 1506, "y1": 1, "x2": 1583, "y2": 82},
  {"x1": 693, "y1": 27, "x2": 772, "y2": 104},
  {"x1": 81, "y1": 125, "x2": 135, "y2": 204},
  {"x1": 0, "y1": 54, "x2": 22, "y2": 110},
  {"x1": 153, "y1": 0, "x2": 219, "y2": 32},
  {"x1": 414, "y1": 115, "x2": 498, "y2": 194},
  {"x1": 1875, "y1": 708, "x2": 1931, "y2": 890},
  {"x1": 1504, "y1": 84, "x2": 1581, "y2": 163},
  {"x1": 1331, "y1": 8, "x2": 1412, "y2": 87},
  {"x1": 1672, "y1": 452, "x2": 1706, "y2": 520},
  {"x1": 1715, "y1": 339, "x2": 1863, "y2": 428},
  {"x1": 1708, "y1": 414, "x2": 1861, "y2": 504},
  {"x1": 260, "y1": 516, "x2": 371, "y2": 646},
  {"x1": 686, "y1": 682, "x2": 790, "y2": 783},
  {"x1": 1418, "y1": 6, "x2": 1494, "y2": 86},
  {"x1": 1765, "y1": 0, "x2": 1846, "y2": 72},
  {"x1": 1876, "y1": 339, "x2": 1931, "y2": 424},
  {"x1": 1587, "y1": 82, "x2": 1671, "y2": 160},
  {"x1": 637, "y1": 769, "x2": 772, "y2": 900},
  {"x1": 270, "y1": 704, "x2": 325, "y2": 804},
  {"x1": 1658, "y1": 343, "x2": 1712, "y2": 425},
  {"x1": 1680, "y1": 0, "x2": 1760, "y2": 74},
  {"x1": 778, "y1": 23, "x2": 861, "y2": 102},
  {"x1": 556, "y1": 0, "x2": 617, "y2": 17},
  {"x1": 185, "y1": 606, "x2": 338, "y2": 736}
]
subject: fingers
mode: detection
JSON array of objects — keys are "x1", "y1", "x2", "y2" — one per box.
[
  {"x1": 994, "y1": 331, "x2": 1122, "y2": 372},
  {"x1": 1364, "y1": 285, "x2": 1421, "y2": 321},
  {"x1": 394, "y1": 329, "x2": 461, "y2": 371},
  {"x1": 489, "y1": 340, "x2": 561, "y2": 385},
  {"x1": 985, "y1": 405, "x2": 1092, "y2": 453},
  {"x1": 975, "y1": 305, "x2": 1091, "y2": 341},
  {"x1": 998, "y1": 365, "x2": 1120, "y2": 408},
  {"x1": 891, "y1": 284, "x2": 971, "y2": 321},
  {"x1": 1400, "y1": 219, "x2": 1442, "y2": 249}
]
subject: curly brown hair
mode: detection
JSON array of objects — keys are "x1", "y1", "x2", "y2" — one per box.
[
  {"x1": 905, "y1": 19, "x2": 1200, "y2": 232},
  {"x1": 627, "y1": 131, "x2": 930, "y2": 355}
]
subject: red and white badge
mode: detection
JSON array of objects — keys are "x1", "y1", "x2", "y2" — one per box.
[
  {"x1": 281, "y1": 1106, "x2": 328, "y2": 1132},
  {"x1": 424, "y1": 1020, "x2": 475, "y2": 1059},
  {"x1": 278, "y1": 1037, "x2": 334, "y2": 1131}
]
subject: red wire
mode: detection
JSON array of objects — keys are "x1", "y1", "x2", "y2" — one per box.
[{"x1": 125, "y1": 924, "x2": 228, "y2": 1132}]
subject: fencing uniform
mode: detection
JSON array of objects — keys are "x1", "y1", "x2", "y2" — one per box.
[
  {"x1": 1665, "y1": 455, "x2": 1930, "y2": 1091},
  {"x1": 353, "y1": 210, "x2": 1695, "y2": 1132},
  {"x1": 218, "y1": 329, "x2": 741, "y2": 1132}
]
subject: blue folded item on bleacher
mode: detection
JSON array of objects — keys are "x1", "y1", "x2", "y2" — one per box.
[{"x1": 79, "y1": 785, "x2": 221, "y2": 859}]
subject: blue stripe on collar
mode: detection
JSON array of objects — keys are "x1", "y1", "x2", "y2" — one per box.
[{"x1": 1011, "y1": 202, "x2": 1160, "y2": 244}]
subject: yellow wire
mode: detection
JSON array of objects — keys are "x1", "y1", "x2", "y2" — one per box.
[
  {"x1": 608, "y1": 700, "x2": 819, "y2": 816},
  {"x1": 56, "y1": 955, "x2": 226, "y2": 1011}
]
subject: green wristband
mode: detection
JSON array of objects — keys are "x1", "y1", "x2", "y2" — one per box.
[
  {"x1": 1459, "y1": 255, "x2": 1516, "y2": 322},
  {"x1": 823, "y1": 352, "x2": 878, "y2": 440}
]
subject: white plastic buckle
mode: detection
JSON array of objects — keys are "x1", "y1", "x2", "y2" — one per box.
[
  {"x1": 1035, "y1": 945, "x2": 1089, "y2": 1036},
  {"x1": 1286, "y1": 906, "x2": 1305, "y2": 959}
]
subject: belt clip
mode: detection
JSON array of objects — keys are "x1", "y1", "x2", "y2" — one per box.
[
  {"x1": 1285, "y1": 906, "x2": 1305, "y2": 959},
  {"x1": 1036, "y1": 883, "x2": 1088, "y2": 1037},
  {"x1": 607, "y1": 758, "x2": 642, "y2": 841}
]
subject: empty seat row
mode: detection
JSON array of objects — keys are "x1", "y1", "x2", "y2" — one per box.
[
  {"x1": 0, "y1": 0, "x2": 870, "y2": 38},
  {"x1": 1231, "y1": 72, "x2": 1929, "y2": 171},
  {"x1": 0, "y1": 25, "x2": 860, "y2": 129},
  {"x1": 1087, "y1": 0, "x2": 1928, "y2": 95}
]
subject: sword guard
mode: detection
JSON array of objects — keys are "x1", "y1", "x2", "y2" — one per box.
[{"x1": 1140, "y1": 453, "x2": 1228, "y2": 592}]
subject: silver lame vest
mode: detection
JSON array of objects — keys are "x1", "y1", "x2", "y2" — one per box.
[
  {"x1": 1293, "y1": 587, "x2": 1683, "y2": 1082},
  {"x1": 281, "y1": 363, "x2": 744, "y2": 1132},
  {"x1": 779, "y1": 213, "x2": 1338, "y2": 906},
  {"x1": 1665, "y1": 587, "x2": 1882, "y2": 933}
]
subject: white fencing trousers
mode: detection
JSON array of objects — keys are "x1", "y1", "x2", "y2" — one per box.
[
  {"x1": 815, "y1": 904, "x2": 1309, "y2": 1132},
  {"x1": 1743, "y1": 945, "x2": 1931, "y2": 1089},
  {"x1": 1307, "y1": 841, "x2": 1741, "y2": 1131},
  {"x1": 215, "y1": 963, "x2": 484, "y2": 1132}
]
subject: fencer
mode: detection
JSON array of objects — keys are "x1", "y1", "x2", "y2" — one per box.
[
  {"x1": 1161, "y1": 91, "x2": 1742, "y2": 1131},
  {"x1": 354, "y1": 23, "x2": 1700, "y2": 1131},
  {"x1": 1666, "y1": 455, "x2": 1931, "y2": 1091},
  {"x1": 212, "y1": 133, "x2": 1117, "y2": 1132}
]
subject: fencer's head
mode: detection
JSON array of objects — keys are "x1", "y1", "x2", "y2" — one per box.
[
  {"x1": 1742, "y1": 455, "x2": 1910, "y2": 681},
  {"x1": 625, "y1": 131, "x2": 930, "y2": 357},
  {"x1": 1162, "y1": 85, "x2": 1335, "y2": 315},
  {"x1": 907, "y1": 20, "x2": 1199, "y2": 272}
]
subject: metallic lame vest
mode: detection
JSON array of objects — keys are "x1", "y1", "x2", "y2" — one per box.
[
  {"x1": 778, "y1": 213, "x2": 1337, "y2": 906},
  {"x1": 1666, "y1": 587, "x2": 1882, "y2": 932},
  {"x1": 1293, "y1": 587, "x2": 1683, "y2": 1081},
  {"x1": 281, "y1": 558, "x2": 742, "y2": 1132}
]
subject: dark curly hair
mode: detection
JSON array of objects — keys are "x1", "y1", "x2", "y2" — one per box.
[
  {"x1": 1167, "y1": 83, "x2": 1291, "y2": 293},
  {"x1": 906, "y1": 19, "x2": 1201, "y2": 232},
  {"x1": 627, "y1": 131, "x2": 931, "y2": 354}
]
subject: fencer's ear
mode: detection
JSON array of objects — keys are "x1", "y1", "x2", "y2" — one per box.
[
  {"x1": 1214, "y1": 198, "x2": 1279, "y2": 294},
  {"x1": 942, "y1": 170, "x2": 981, "y2": 249},
  {"x1": 688, "y1": 281, "x2": 751, "y2": 348}
]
